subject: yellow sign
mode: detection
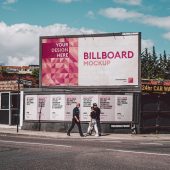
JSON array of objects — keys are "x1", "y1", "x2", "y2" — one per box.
[{"x1": 142, "y1": 84, "x2": 170, "y2": 93}]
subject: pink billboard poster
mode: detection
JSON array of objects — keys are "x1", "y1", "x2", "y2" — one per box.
[{"x1": 42, "y1": 38, "x2": 78, "y2": 86}]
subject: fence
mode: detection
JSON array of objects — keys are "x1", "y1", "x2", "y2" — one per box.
[{"x1": 140, "y1": 93, "x2": 170, "y2": 133}]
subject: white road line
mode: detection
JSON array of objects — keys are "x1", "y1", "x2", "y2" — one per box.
[
  {"x1": 100, "y1": 141, "x2": 122, "y2": 143},
  {"x1": 106, "y1": 149, "x2": 170, "y2": 157},
  {"x1": 0, "y1": 140, "x2": 71, "y2": 148},
  {"x1": 140, "y1": 142, "x2": 163, "y2": 146}
]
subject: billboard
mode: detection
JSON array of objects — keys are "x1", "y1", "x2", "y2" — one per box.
[{"x1": 40, "y1": 33, "x2": 140, "y2": 87}]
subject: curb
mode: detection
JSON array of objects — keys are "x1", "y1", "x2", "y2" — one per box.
[{"x1": 0, "y1": 130, "x2": 170, "y2": 141}]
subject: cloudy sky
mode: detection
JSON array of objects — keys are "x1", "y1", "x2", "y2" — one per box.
[{"x1": 0, "y1": 0, "x2": 170, "y2": 65}]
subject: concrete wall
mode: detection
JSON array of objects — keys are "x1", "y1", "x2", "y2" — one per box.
[{"x1": 22, "y1": 122, "x2": 132, "y2": 134}]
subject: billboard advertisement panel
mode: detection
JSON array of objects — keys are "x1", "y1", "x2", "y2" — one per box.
[{"x1": 40, "y1": 33, "x2": 140, "y2": 87}]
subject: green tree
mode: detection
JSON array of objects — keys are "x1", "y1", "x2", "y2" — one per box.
[
  {"x1": 0, "y1": 67, "x2": 7, "y2": 74},
  {"x1": 157, "y1": 50, "x2": 169, "y2": 79},
  {"x1": 141, "y1": 47, "x2": 158, "y2": 79},
  {"x1": 141, "y1": 47, "x2": 170, "y2": 79},
  {"x1": 32, "y1": 68, "x2": 39, "y2": 79},
  {"x1": 141, "y1": 48, "x2": 150, "y2": 78}
]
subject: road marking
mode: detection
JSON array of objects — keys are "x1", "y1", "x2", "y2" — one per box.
[
  {"x1": 0, "y1": 139, "x2": 71, "y2": 148},
  {"x1": 140, "y1": 142, "x2": 163, "y2": 146},
  {"x1": 100, "y1": 141, "x2": 122, "y2": 143},
  {"x1": 106, "y1": 149, "x2": 170, "y2": 157}
]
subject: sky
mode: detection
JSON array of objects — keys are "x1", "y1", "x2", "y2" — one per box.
[{"x1": 0, "y1": 0, "x2": 170, "y2": 66}]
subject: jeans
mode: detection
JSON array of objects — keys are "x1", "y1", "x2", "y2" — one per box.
[
  {"x1": 87, "y1": 119, "x2": 99, "y2": 136},
  {"x1": 67, "y1": 118, "x2": 83, "y2": 136},
  {"x1": 96, "y1": 119, "x2": 101, "y2": 135}
]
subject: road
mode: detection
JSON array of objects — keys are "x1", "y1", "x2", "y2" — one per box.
[{"x1": 0, "y1": 134, "x2": 170, "y2": 170}]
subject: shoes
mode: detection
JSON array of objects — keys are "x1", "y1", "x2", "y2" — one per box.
[
  {"x1": 99, "y1": 134, "x2": 101, "y2": 136},
  {"x1": 85, "y1": 133, "x2": 90, "y2": 136},
  {"x1": 80, "y1": 135, "x2": 85, "y2": 137},
  {"x1": 95, "y1": 134, "x2": 99, "y2": 137},
  {"x1": 67, "y1": 133, "x2": 70, "y2": 136}
]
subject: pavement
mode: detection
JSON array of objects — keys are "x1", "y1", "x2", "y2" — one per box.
[{"x1": 0, "y1": 124, "x2": 170, "y2": 140}]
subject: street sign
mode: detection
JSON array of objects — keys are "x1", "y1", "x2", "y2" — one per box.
[{"x1": 16, "y1": 79, "x2": 32, "y2": 86}]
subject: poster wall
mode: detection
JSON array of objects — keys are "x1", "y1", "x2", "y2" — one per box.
[
  {"x1": 25, "y1": 94, "x2": 133, "y2": 122},
  {"x1": 41, "y1": 33, "x2": 140, "y2": 87}
]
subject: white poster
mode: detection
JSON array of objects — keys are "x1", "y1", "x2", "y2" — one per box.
[
  {"x1": 65, "y1": 95, "x2": 81, "y2": 121},
  {"x1": 25, "y1": 95, "x2": 38, "y2": 120},
  {"x1": 50, "y1": 95, "x2": 65, "y2": 121},
  {"x1": 37, "y1": 95, "x2": 50, "y2": 120},
  {"x1": 80, "y1": 95, "x2": 98, "y2": 121},
  {"x1": 78, "y1": 35, "x2": 139, "y2": 86},
  {"x1": 115, "y1": 95, "x2": 133, "y2": 121},
  {"x1": 99, "y1": 95, "x2": 115, "y2": 122}
]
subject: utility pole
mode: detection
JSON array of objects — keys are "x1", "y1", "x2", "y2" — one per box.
[{"x1": 17, "y1": 74, "x2": 21, "y2": 133}]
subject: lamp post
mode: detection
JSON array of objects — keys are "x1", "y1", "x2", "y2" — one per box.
[{"x1": 17, "y1": 74, "x2": 21, "y2": 133}]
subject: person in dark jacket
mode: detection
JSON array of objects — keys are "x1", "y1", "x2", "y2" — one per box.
[
  {"x1": 93, "y1": 103, "x2": 101, "y2": 136},
  {"x1": 67, "y1": 103, "x2": 84, "y2": 137}
]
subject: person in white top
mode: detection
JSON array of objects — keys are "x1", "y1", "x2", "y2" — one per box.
[{"x1": 86, "y1": 106, "x2": 99, "y2": 137}]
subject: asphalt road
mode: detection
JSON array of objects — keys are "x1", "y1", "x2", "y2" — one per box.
[{"x1": 0, "y1": 134, "x2": 170, "y2": 170}]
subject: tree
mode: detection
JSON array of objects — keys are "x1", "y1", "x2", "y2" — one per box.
[
  {"x1": 157, "y1": 50, "x2": 169, "y2": 79},
  {"x1": 141, "y1": 47, "x2": 158, "y2": 79},
  {"x1": 32, "y1": 68, "x2": 39, "y2": 79},
  {"x1": 0, "y1": 66, "x2": 7, "y2": 75},
  {"x1": 141, "y1": 48, "x2": 150, "y2": 78},
  {"x1": 141, "y1": 47, "x2": 169, "y2": 79}
]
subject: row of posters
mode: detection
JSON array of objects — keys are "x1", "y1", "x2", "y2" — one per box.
[{"x1": 25, "y1": 94, "x2": 133, "y2": 122}]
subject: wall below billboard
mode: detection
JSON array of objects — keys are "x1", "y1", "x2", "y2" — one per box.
[{"x1": 25, "y1": 94, "x2": 133, "y2": 122}]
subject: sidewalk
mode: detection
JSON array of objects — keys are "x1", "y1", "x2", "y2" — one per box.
[{"x1": 0, "y1": 124, "x2": 170, "y2": 140}]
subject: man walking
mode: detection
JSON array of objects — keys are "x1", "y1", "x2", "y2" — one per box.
[
  {"x1": 93, "y1": 103, "x2": 101, "y2": 136},
  {"x1": 67, "y1": 103, "x2": 84, "y2": 137}
]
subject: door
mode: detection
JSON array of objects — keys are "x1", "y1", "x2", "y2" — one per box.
[
  {"x1": 0, "y1": 92, "x2": 10, "y2": 124},
  {"x1": 11, "y1": 93, "x2": 20, "y2": 125}
]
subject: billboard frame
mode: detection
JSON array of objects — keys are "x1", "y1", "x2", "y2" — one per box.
[{"x1": 39, "y1": 32, "x2": 141, "y2": 92}]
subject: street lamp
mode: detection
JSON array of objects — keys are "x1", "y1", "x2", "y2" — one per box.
[{"x1": 17, "y1": 74, "x2": 21, "y2": 133}]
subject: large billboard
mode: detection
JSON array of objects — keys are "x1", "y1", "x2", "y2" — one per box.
[{"x1": 40, "y1": 33, "x2": 140, "y2": 87}]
